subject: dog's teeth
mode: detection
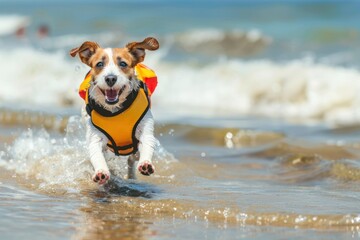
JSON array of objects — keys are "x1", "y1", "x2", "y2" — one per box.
[{"x1": 105, "y1": 89, "x2": 120, "y2": 103}]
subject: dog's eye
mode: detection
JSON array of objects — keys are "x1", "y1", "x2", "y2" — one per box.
[
  {"x1": 96, "y1": 62, "x2": 104, "y2": 68},
  {"x1": 119, "y1": 61, "x2": 128, "y2": 68}
]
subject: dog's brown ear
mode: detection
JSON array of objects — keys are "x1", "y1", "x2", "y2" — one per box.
[
  {"x1": 126, "y1": 37, "x2": 159, "y2": 64},
  {"x1": 70, "y1": 41, "x2": 100, "y2": 66}
]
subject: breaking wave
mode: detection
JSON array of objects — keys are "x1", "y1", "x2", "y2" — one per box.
[
  {"x1": 0, "y1": 28, "x2": 359, "y2": 125},
  {"x1": 0, "y1": 15, "x2": 29, "y2": 36},
  {"x1": 174, "y1": 28, "x2": 271, "y2": 57}
]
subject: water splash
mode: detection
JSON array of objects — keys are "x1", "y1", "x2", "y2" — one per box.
[
  {"x1": 0, "y1": 114, "x2": 177, "y2": 193},
  {"x1": 0, "y1": 116, "x2": 91, "y2": 192}
]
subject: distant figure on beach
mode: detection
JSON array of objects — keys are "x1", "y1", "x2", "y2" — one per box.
[
  {"x1": 37, "y1": 24, "x2": 49, "y2": 38},
  {"x1": 15, "y1": 25, "x2": 26, "y2": 38}
]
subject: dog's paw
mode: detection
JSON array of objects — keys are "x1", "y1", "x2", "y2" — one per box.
[
  {"x1": 92, "y1": 169, "x2": 110, "y2": 185},
  {"x1": 137, "y1": 161, "x2": 155, "y2": 176}
]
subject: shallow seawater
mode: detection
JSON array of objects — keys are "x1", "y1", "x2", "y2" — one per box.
[
  {"x1": 1, "y1": 1, "x2": 360, "y2": 239},
  {"x1": 1, "y1": 111, "x2": 360, "y2": 239}
]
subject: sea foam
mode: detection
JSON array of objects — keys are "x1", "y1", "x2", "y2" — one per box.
[
  {"x1": 1, "y1": 44, "x2": 360, "y2": 125},
  {"x1": 153, "y1": 58, "x2": 360, "y2": 125},
  {"x1": 0, "y1": 15, "x2": 29, "y2": 36}
]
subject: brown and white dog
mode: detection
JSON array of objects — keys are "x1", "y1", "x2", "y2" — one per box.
[{"x1": 70, "y1": 37, "x2": 159, "y2": 185}]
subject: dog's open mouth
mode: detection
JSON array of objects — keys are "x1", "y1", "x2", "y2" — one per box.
[{"x1": 101, "y1": 86, "x2": 126, "y2": 105}]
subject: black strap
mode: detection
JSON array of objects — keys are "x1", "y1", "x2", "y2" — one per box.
[
  {"x1": 86, "y1": 104, "x2": 92, "y2": 116},
  {"x1": 106, "y1": 140, "x2": 139, "y2": 156},
  {"x1": 86, "y1": 80, "x2": 148, "y2": 117}
]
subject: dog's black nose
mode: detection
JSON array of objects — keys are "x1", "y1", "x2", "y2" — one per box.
[{"x1": 105, "y1": 75, "x2": 117, "y2": 87}]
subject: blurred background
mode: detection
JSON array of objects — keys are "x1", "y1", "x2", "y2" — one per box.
[
  {"x1": 1, "y1": 0, "x2": 360, "y2": 125},
  {"x1": 3, "y1": 1, "x2": 360, "y2": 239}
]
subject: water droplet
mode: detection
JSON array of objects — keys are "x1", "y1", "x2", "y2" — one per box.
[
  {"x1": 224, "y1": 132, "x2": 234, "y2": 148},
  {"x1": 225, "y1": 132, "x2": 233, "y2": 139}
]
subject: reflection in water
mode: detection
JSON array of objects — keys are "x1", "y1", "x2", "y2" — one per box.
[{"x1": 76, "y1": 195, "x2": 153, "y2": 240}]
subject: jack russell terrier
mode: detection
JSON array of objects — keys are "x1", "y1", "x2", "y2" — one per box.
[{"x1": 70, "y1": 37, "x2": 159, "y2": 185}]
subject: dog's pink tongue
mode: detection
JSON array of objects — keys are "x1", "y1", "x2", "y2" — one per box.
[{"x1": 105, "y1": 89, "x2": 118, "y2": 102}]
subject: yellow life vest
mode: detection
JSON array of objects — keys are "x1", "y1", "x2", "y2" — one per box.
[
  {"x1": 134, "y1": 63, "x2": 157, "y2": 96},
  {"x1": 86, "y1": 83, "x2": 150, "y2": 156},
  {"x1": 78, "y1": 64, "x2": 157, "y2": 156}
]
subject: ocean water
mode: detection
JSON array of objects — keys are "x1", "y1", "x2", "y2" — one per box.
[{"x1": 1, "y1": 1, "x2": 360, "y2": 239}]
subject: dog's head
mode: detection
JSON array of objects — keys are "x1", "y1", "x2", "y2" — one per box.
[{"x1": 70, "y1": 37, "x2": 159, "y2": 112}]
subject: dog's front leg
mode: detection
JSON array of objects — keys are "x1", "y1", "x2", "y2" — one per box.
[
  {"x1": 85, "y1": 118, "x2": 110, "y2": 184},
  {"x1": 136, "y1": 111, "x2": 156, "y2": 176},
  {"x1": 126, "y1": 154, "x2": 138, "y2": 179}
]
